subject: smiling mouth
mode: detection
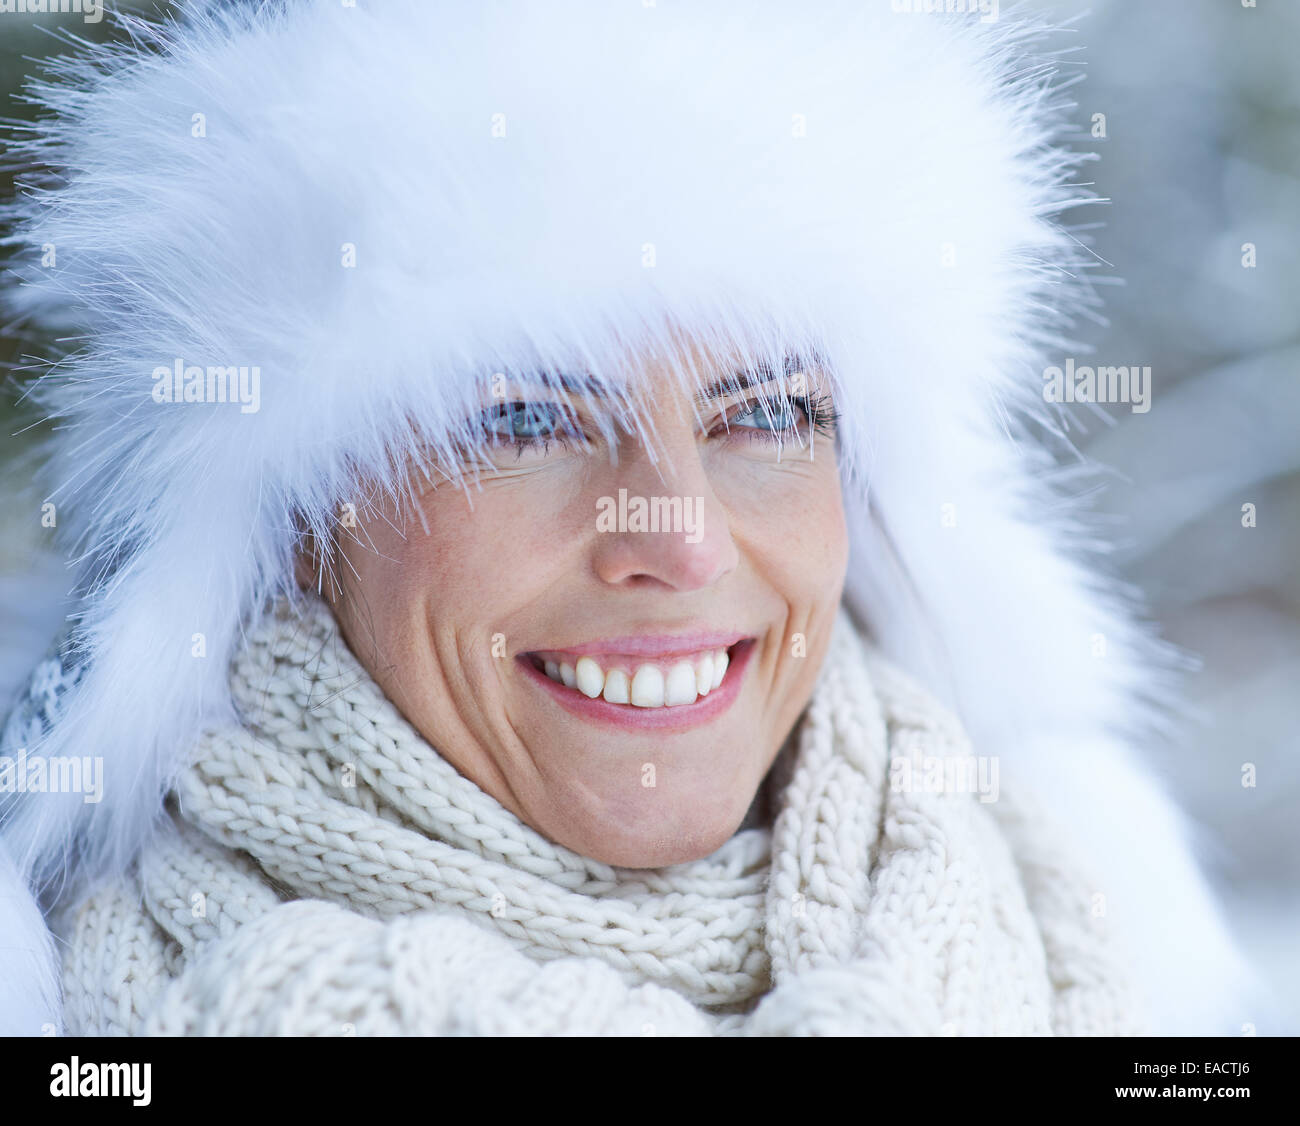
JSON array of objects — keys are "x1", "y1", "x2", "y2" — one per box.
[{"x1": 523, "y1": 643, "x2": 744, "y2": 709}]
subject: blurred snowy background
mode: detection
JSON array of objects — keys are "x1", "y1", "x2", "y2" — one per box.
[
  {"x1": 1, "y1": 1, "x2": 1295, "y2": 1030},
  {"x1": 1028, "y1": 0, "x2": 1299, "y2": 1033}
]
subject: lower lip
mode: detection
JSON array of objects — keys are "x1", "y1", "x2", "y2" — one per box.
[{"x1": 517, "y1": 641, "x2": 755, "y2": 732}]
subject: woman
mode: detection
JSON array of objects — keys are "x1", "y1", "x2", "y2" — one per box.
[{"x1": 0, "y1": 0, "x2": 1252, "y2": 1034}]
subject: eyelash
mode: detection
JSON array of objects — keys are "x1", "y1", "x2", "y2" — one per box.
[
  {"x1": 716, "y1": 392, "x2": 841, "y2": 446},
  {"x1": 479, "y1": 402, "x2": 585, "y2": 459},
  {"x1": 480, "y1": 391, "x2": 840, "y2": 457}
]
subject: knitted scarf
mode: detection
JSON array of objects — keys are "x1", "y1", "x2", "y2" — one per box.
[{"x1": 54, "y1": 596, "x2": 1144, "y2": 1035}]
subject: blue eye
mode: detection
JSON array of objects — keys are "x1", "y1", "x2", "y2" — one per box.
[
  {"x1": 730, "y1": 401, "x2": 799, "y2": 431},
  {"x1": 716, "y1": 392, "x2": 840, "y2": 450},
  {"x1": 485, "y1": 401, "x2": 565, "y2": 440}
]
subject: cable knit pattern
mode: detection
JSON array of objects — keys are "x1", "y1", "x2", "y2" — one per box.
[{"x1": 53, "y1": 596, "x2": 1144, "y2": 1035}]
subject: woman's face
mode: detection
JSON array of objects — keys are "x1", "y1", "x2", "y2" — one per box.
[{"x1": 323, "y1": 338, "x2": 849, "y2": 867}]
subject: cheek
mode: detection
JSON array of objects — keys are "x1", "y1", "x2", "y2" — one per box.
[
  {"x1": 350, "y1": 479, "x2": 582, "y2": 620},
  {"x1": 721, "y1": 458, "x2": 849, "y2": 604}
]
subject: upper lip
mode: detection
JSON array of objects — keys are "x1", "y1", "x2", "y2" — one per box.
[{"x1": 522, "y1": 631, "x2": 751, "y2": 660}]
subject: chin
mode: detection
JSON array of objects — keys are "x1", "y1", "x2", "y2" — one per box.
[{"x1": 574, "y1": 806, "x2": 754, "y2": 870}]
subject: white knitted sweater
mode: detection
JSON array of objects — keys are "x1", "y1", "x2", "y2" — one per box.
[{"x1": 53, "y1": 596, "x2": 1144, "y2": 1035}]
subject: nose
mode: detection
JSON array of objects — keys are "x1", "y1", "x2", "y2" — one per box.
[{"x1": 590, "y1": 440, "x2": 739, "y2": 592}]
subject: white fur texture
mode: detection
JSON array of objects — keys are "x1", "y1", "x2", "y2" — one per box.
[
  {"x1": 0, "y1": 0, "x2": 1257, "y2": 1033},
  {"x1": 0, "y1": 842, "x2": 60, "y2": 1036}
]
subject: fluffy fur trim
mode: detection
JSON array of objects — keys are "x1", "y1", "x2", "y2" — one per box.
[{"x1": 0, "y1": 0, "x2": 1257, "y2": 1033}]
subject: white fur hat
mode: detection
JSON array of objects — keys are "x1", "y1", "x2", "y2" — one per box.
[{"x1": 0, "y1": 0, "x2": 1254, "y2": 1033}]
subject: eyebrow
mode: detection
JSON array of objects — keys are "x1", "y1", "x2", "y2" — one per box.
[
  {"x1": 502, "y1": 351, "x2": 824, "y2": 403},
  {"x1": 507, "y1": 371, "x2": 612, "y2": 397},
  {"x1": 694, "y1": 353, "x2": 819, "y2": 404}
]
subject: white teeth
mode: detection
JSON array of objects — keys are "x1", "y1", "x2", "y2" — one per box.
[
  {"x1": 536, "y1": 646, "x2": 735, "y2": 707},
  {"x1": 575, "y1": 657, "x2": 604, "y2": 699},
  {"x1": 695, "y1": 654, "x2": 714, "y2": 697},
  {"x1": 602, "y1": 668, "x2": 631, "y2": 704},
  {"x1": 665, "y1": 662, "x2": 698, "y2": 706},
  {"x1": 630, "y1": 665, "x2": 665, "y2": 708}
]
